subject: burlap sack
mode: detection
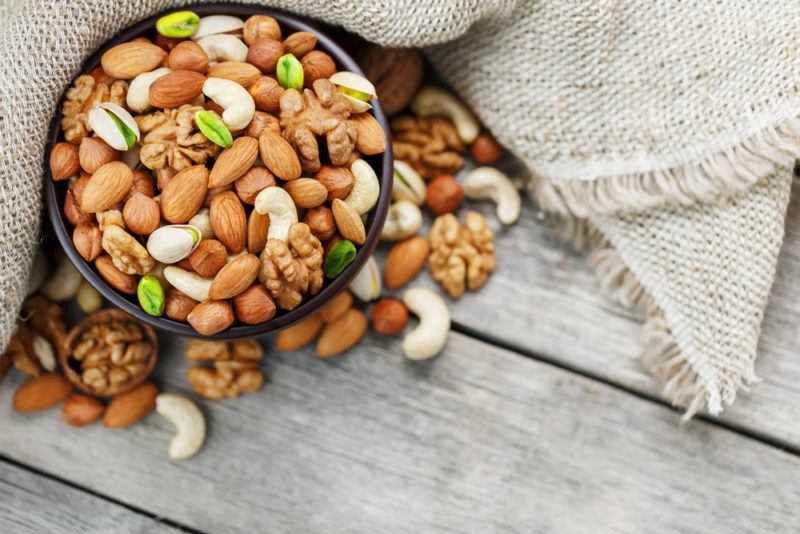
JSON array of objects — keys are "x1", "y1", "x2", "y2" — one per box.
[{"x1": 2, "y1": 0, "x2": 797, "y2": 418}]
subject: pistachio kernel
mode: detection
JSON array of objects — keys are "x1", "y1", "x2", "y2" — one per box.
[
  {"x1": 324, "y1": 239, "x2": 357, "y2": 278},
  {"x1": 195, "y1": 110, "x2": 233, "y2": 148},
  {"x1": 276, "y1": 53, "x2": 304, "y2": 90},
  {"x1": 156, "y1": 11, "x2": 200, "y2": 38},
  {"x1": 138, "y1": 275, "x2": 165, "y2": 317}
]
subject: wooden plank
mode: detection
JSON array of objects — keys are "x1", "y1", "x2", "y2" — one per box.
[
  {"x1": 0, "y1": 459, "x2": 180, "y2": 533},
  {"x1": 375, "y1": 174, "x2": 800, "y2": 448},
  {"x1": 0, "y1": 332, "x2": 798, "y2": 533}
]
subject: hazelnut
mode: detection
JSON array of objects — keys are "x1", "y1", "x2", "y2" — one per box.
[
  {"x1": 122, "y1": 192, "x2": 160, "y2": 235},
  {"x1": 301, "y1": 50, "x2": 336, "y2": 87},
  {"x1": 49, "y1": 142, "x2": 80, "y2": 181},
  {"x1": 235, "y1": 167, "x2": 276, "y2": 204},
  {"x1": 370, "y1": 298, "x2": 409, "y2": 335},
  {"x1": 470, "y1": 134, "x2": 504, "y2": 164},
  {"x1": 90, "y1": 66, "x2": 115, "y2": 85},
  {"x1": 245, "y1": 111, "x2": 281, "y2": 138},
  {"x1": 61, "y1": 394, "x2": 105, "y2": 427},
  {"x1": 314, "y1": 165, "x2": 354, "y2": 201},
  {"x1": 189, "y1": 239, "x2": 228, "y2": 277},
  {"x1": 71, "y1": 174, "x2": 91, "y2": 208},
  {"x1": 167, "y1": 41, "x2": 209, "y2": 73},
  {"x1": 233, "y1": 284, "x2": 277, "y2": 324},
  {"x1": 249, "y1": 76, "x2": 284, "y2": 113},
  {"x1": 72, "y1": 224, "x2": 102, "y2": 261},
  {"x1": 156, "y1": 167, "x2": 177, "y2": 190},
  {"x1": 129, "y1": 169, "x2": 156, "y2": 199},
  {"x1": 78, "y1": 136, "x2": 118, "y2": 174},
  {"x1": 246, "y1": 38, "x2": 284, "y2": 73},
  {"x1": 425, "y1": 174, "x2": 463, "y2": 214},
  {"x1": 323, "y1": 233, "x2": 342, "y2": 256},
  {"x1": 243, "y1": 15, "x2": 282, "y2": 45},
  {"x1": 303, "y1": 205, "x2": 336, "y2": 241},
  {"x1": 154, "y1": 33, "x2": 181, "y2": 52},
  {"x1": 64, "y1": 189, "x2": 93, "y2": 226},
  {"x1": 283, "y1": 31, "x2": 317, "y2": 58},
  {"x1": 165, "y1": 288, "x2": 198, "y2": 322},
  {"x1": 187, "y1": 300, "x2": 235, "y2": 336}
]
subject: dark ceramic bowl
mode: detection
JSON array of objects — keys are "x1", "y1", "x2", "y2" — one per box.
[{"x1": 45, "y1": 4, "x2": 392, "y2": 339}]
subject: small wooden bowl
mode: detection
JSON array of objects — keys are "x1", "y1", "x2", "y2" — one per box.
[{"x1": 61, "y1": 309, "x2": 158, "y2": 398}]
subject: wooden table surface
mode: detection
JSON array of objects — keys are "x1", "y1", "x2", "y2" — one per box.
[{"x1": 2, "y1": 174, "x2": 800, "y2": 533}]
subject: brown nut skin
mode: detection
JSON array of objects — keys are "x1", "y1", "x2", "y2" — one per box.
[
  {"x1": 188, "y1": 300, "x2": 235, "y2": 335},
  {"x1": 283, "y1": 31, "x2": 317, "y2": 58},
  {"x1": 276, "y1": 314, "x2": 323, "y2": 351},
  {"x1": 13, "y1": 373, "x2": 72, "y2": 413},
  {"x1": 50, "y1": 142, "x2": 80, "y2": 181},
  {"x1": 95, "y1": 255, "x2": 136, "y2": 294},
  {"x1": 62, "y1": 394, "x2": 105, "y2": 427},
  {"x1": 383, "y1": 236, "x2": 430, "y2": 288},
  {"x1": 245, "y1": 111, "x2": 281, "y2": 138},
  {"x1": 189, "y1": 239, "x2": 228, "y2": 278},
  {"x1": 243, "y1": 15, "x2": 282, "y2": 45},
  {"x1": 155, "y1": 33, "x2": 181, "y2": 52},
  {"x1": 103, "y1": 382, "x2": 158, "y2": 428},
  {"x1": 129, "y1": 169, "x2": 156, "y2": 199},
  {"x1": 318, "y1": 290, "x2": 352, "y2": 323},
  {"x1": 425, "y1": 174, "x2": 464, "y2": 214},
  {"x1": 301, "y1": 50, "x2": 336, "y2": 87},
  {"x1": 470, "y1": 133, "x2": 504, "y2": 164},
  {"x1": 303, "y1": 205, "x2": 336, "y2": 241},
  {"x1": 79, "y1": 136, "x2": 118, "y2": 174},
  {"x1": 235, "y1": 167, "x2": 276, "y2": 204},
  {"x1": 123, "y1": 192, "x2": 160, "y2": 235},
  {"x1": 165, "y1": 288, "x2": 198, "y2": 322},
  {"x1": 167, "y1": 40, "x2": 209, "y2": 73},
  {"x1": 371, "y1": 299, "x2": 409, "y2": 335},
  {"x1": 249, "y1": 76, "x2": 284, "y2": 113},
  {"x1": 73, "y1": 224, "x2": 103, "y2": 261},
  {"x1": 247, "y1": 211, "x2": 270, "y2": 255},
  {"x1": 65, "y1": 189, "x2": 93, "y2": 226},
  {"x1": 314, "y1": 165, "x2": 354, "y2": 201},
  {"x1": 233, "y1": 284, "x2": 277, "y2": 324},
  {"x1": 210, "y1": 191, "x2": 247, "y2": 253},
  {"x1": 246, "y1": 38, "x2": 284, "y2": 73},
  {"x1": 156, "y1": 167, "x2": 177, "y2": 191}
]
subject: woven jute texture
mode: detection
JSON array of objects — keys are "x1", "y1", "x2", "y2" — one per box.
[{"x1": 2, "y1": 0, "x2": 798, "y2": 417}]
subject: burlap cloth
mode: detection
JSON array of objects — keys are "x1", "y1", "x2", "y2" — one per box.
[{"x1": 2, "y1": 0, "x2": 798, "y2": 418}]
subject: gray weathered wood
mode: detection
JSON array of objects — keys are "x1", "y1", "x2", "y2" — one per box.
[
  {"x1": 0, "y1": 332, "x2": 798, "y2": 533},
  {"x1": 0, "y1": 459, "x2": 180, "y2": 533},
  {"x1": 375, "y1": 174, "x2": 800, "y2": 448}
]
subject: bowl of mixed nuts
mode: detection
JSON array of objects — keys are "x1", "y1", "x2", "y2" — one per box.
[{"x1": 44, "y1": 5, "x2": 392, "y2": 338}]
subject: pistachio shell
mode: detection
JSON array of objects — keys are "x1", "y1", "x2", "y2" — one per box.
[
  {"x1": 191, "y1": 15, "x2": 244, "y2": 40},
  {"x1": 329, "y1": 71, "x2": 377, "y2": 99},
  {"x1": 348, "y1": 256, "x2": 381, "y2": 301},
  {"x1": 88, "y1": 103, "x2": 141, "y2": 151},
  {"x1": 146, "y1": 225, "x2": 201, "y2": 264}
]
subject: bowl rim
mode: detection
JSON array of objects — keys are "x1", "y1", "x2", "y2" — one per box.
[{"x1": 44, "y1": 3, "x2": 393, "y2": 340}]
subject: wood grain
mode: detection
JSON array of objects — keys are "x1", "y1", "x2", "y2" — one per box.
[
  {"x1": 0, "y1": 459, "x2": 179, "y2": 533},
  {"x1": 0, "y1": 332, "x2": 798, "y2": 533}
]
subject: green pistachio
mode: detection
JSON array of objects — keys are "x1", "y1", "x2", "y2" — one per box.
[
  {"x1": 137, "y1": 275, "x2": 165, "y2": 317},
  {"x1": 276, "y1": 53, "x2": 304, "y2": 90},
  {"x1": 337, "y1": 86, "x2": 372, "y2": 102},
  {"x1": 108, "y1": 111, "x2": 137, "y2": 149},
  {"x1": 195, "y1": 110, "x2": 233, "y2": 148},
  {"x1": 156, "y1": 11, "x2": 200, "y2": 38},
  {"x1": 323, "y1": 240, "x2": 357, "y2": 278}
]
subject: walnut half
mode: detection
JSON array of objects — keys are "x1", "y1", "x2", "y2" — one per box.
[
  {"x1": 260, "y1": 222, "x2": 324, "y2": 310},
  {"x1": 429, "y1": 211, "x2": 496, "y2": 298}
]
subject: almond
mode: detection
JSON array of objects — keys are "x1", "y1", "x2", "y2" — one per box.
[
  {"x1": 233, "y1": 284, "x2": 276, "y2": 324},
  {"x1": 276, "y1": 314, "x2": 324, "y2": 350},
  {"x1": 209, "y1": 253, "x2": 261, "y2": 299},
  {"x1": 149, "y1": 70, "x2": 206, "y2": 108},
  {"x1": 283, "y1": 178, "x2": 328, "y2": 208},
  {"x1": 95, "y1": 255, "x2": 136, "y2": 294},
  {"x1": 209, "y1": 136, "x2": 259, "y2": 188},
  {"x1": 210, "y1": 191, "x2": 247, "y2": 253},
  {"x1": 101, "y1": 42, "x2": 167, "y2": 79},
  {"x1": 247, "y1": 210, "x2": 270, "y2": 255},
  {"x1": 235, "y1": 167, "x2": 276, "y2": 204},
  {"x1": 316, "y1": 308, "x2": 367, "y2": 357},
  {"x1": 283, "y1": 31, "x2": 317, "y2": 58},
  {"x1": 187, "y1": 300, "x2": 235, "y2": 335},
  {"x1": 62, "y1": 394, "x2": 105, "y2": 426},
  {"x1": 258, "y1": 130, "x2": 301, "y2": 180},
  {"x1": 384, "y1": 236, "x2": 430, "y2": 288},
  {"x1": 189, "y1": 239, "x2": 228, "y2": 277},
  {"x1": 123, "y1": 192, "x2": 160, "y2": 235},
  {"x1": 352, "y1": 113, "x2": 387, "y2": 155},
  {"x1": 160, "y1": 165, "x2": 209, "y2": 223},
  {"x1": 246, "y1": 39, "x2": 284, "y2": 72},
  {"x1": 301, "y1": 50, "x2": 336, "y2": 87},
  {"x1": 318, "y1": 290, "x2": 353, "y2": 323},
  {"x1": 249, "y1": 77, "x2": 285, "y2": 113},
  {"x1": 165, "y1": 288, "x2": 198, "y2": 321},
  {"x1": 13, "y1": 373, "x2": 72, "y2": 412},
  {"x1": 73, "y1": 224, "x2": 102, "y2": 261},
  {"x1": 331, "y1": 198, "x2": 366, "y2": 245},
  {"x1": 79, "y1": 136, "x2": 118, "y2": 174},
  {"x1": 167, "y1": 40, "x2": 209, "y2": 73},
  {"x1": 314, "y1": 165, "x2": 354, "y2": 201},
  {"x1": 208, "y1": 61, "x2": 261, "y2": 88},
  {"x1": 49, "y1": 142, "x2": 80, "y2": 181},
  {"x1": 204, "y1": 184, "x2": 234, "y2": 207},
  {"x1": 103, "y1": 381, "x2": 159, "y2": 428},
  {"x1": 81, "y1": 161, "x2": 134, "y2": 213}
]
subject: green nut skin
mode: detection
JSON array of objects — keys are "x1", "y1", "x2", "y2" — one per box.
[
  {"x1": 156, "y1": 11, "x2": 200, "y2": 38},
  {"x1": 195, "y1": 110, "x2": 233, "y2": 148},
  {"x1": 338, "y1": 86, "x2": 372, "y2": 102},
  {"x1": 323, "y1": 240, "x2": 357, "y2": 278},
  {"x1": 108, "y1": 111, "x2": 137, "y2": 149},
  {"x1": 276, "y1": 54, "x2": 304, "y2": 90},
  {"x1": 137, "y1": 275, "x2": 165, "y2": 317}
]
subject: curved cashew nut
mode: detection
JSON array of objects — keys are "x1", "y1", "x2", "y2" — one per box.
[
  {"x1": 163, "y1": 266, "x2": 211, "y2": 302},
  {"x1": 189, "y1": 208, "x2": 215, "y2": 240},
  {"x1": 156, "y1": 393, "x2": 206, "y2": 460},
  {"x1": 381, "y1": 201, "x2": 422, "y2": 241},
  {"x1": 202, "y1": 77, "x2": 255, "y2": 131},
  {"x1": 392, "y1": 160, "x2": 426, "y2": 205},
  {"x1": 462, "y1": 167, "x2": 521, "y2": 225},
  {"x1": 348, "y1": 256, "x2": 381, "y2": 301},
  {"x1": 196, "y1": 34, "x2": 248, "y2": 63},
  {"x1": 345, "y1": 159, "x2": 380, "y2": 215},
  {"x1": 402, "y1": 287, "x2": 450, "y2": 360},
  {"x1": 76, "y1": 280, "x2": 103, "y2": 313},
  {"x1": 127, "y1": 67, "x2": 171, "y2": 113},
  {"x1": 41, "y1": 255, "x2": 82, "y2": 302},
  {"x1": 254, "y1": 186, "x2": 298, "y2": 241},
  {"x1": 192, "y1": 15, "x2": 244, "y2": 41},
  {"x1": 411, "y1": 86, "x2": 480, "y2": 144}
]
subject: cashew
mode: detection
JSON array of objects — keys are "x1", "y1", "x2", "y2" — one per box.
[
  {"x1": 192, "y1": 15, "x2": 244, "y2": 41},
  {"x1": 392, "y1": 160, "x2": 426, "y2": 205},
  {"x1": 189, "y1": 208, "x2": 215, "y2": 239},
  {"x1": 163, "y1": 266, "x2": 211, "y2": 302},
  {"x1": 402, "y1": 287, "x2": 450, "y2": 360},
  {"x1": 411, "y1": 86, "x2": 479, "y2": 144},
  {"x1": 348, "y1": 256, "x2": 381, "y2": 301},
  {"x1": 254, "y1": 186, "x2": 297, "y2": 241},
  {"x1": 380, "y1": 201, "x2": 422, "y2": 241},
  {"x1": 345, "y1": 159, "x2": 380, "y2": 215},
  {"x1": 26, "y1": 252, "x2": 47, "y2": 296},
  {"x1": 462, "y1": 167, "x2": 521, "y2": 225},
  {"x1": 196, "y1": 34, "x2": 248, "y2": 63},
  {"x1": 202, "y1": 77, "x2": 255, "y2": 131},
  {"x1": 76, "y1": 280, "x2": 103, "y2": 313},
  {"x1": 41, "y1": 255, "x2": 82, "y2": 302},
  {"x1": 155, "y1": 393, "x2": 206, "y2": 460},
  {"x1": 31, "y1": 333, "x2": 56, "y2": 372},
  {"x1": 127, "y1": 67, "x2": 172, "y2": 113}
]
